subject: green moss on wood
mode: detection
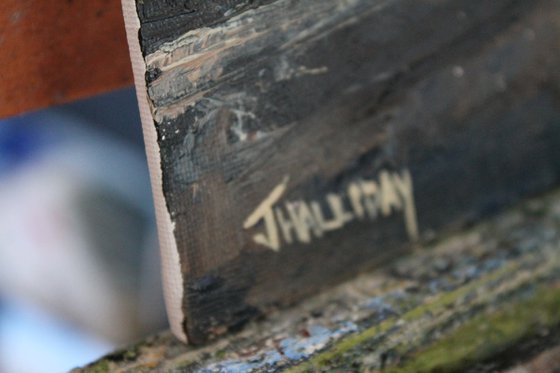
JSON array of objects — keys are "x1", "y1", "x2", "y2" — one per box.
[
  {"x1": 83, "y1": 360, "x2": 110, "y2": 373},
  {"x1": 289, "y1": 261, "x2": 526, "y2": 372},
  {"x1": 292, "y1": 283, "x2": 560, "y2": 372},
  {"x1": 386, "y1": 286, "x2": 560, "y2": 372},
  {"x1": 290, "y1": 243, "x2": 560, "y2": 372}
]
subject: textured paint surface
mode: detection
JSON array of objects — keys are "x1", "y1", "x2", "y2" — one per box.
[
  {"x1": 127, "y1": 0, "x2": 560, "y2": 342},
  {"x1": 136, "y1": 0, "x2": 277, "y2": 54}
]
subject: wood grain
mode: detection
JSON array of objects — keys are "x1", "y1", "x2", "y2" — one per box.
[{"x1": 0, "y1": 0, "x2": 133, "y2": 118}]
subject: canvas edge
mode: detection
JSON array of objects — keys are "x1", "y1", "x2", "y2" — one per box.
[{"x1": 120, "y1": 0, "x2": 188, "y2": 343}]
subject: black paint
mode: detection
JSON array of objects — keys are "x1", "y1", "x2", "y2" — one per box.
[
  {"x1": 133, "y1": 0, "x2": 560, "y2": 343},
  {"x1": 136, "y1": 0, "x2": 276, "y2": 54}
]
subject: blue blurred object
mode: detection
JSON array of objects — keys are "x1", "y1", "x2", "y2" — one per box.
[
  {"x1": 0, "y1": 299, "x2": 113, "y2": 373},
  {"x1": 0, "y1": 116, "x2": 55, "y2": 175},
  {"x1": 0, "y1": 89, "x2": 166, "y2": 373}
]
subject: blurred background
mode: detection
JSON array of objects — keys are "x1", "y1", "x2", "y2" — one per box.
[{"x1": 0, "y1": 88, "x2": 167, "y2": 373}]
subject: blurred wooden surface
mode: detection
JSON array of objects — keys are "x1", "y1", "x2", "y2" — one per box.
[
  {"x1": 75, "y1": 189, "x2": 560, "y2": 372},
  {"x1": 0, "y1": 0, "x2": 133, "y2": 118}
]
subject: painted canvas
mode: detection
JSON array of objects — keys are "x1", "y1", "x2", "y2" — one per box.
[{"x1": 122, "y1": 0, "x2": 560, "y2": 343}]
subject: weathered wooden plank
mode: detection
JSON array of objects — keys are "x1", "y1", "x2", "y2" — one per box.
[
  {"x1": 123, "y1": 0, "x2": 560, "y2": 343},
  {"x1": 75, "y1": 188, "x2": 560, "y2": 372},
  {"x1": 0, "y1": 0, "x2": 133, "y2": 118}
]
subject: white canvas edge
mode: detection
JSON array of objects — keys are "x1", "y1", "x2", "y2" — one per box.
[{"x1": 120, "y1": 0, "x2": 187, "y2": 343}]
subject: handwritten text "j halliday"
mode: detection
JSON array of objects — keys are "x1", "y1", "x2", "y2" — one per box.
[{"x1": 243, "y1": 169, "x2": 419, "y2": 252}]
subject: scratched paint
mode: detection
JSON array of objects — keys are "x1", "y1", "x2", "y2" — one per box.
[
  {"x1": 203, "y1": 321, "x2": 359, "y2": 372},
  {"x1": 142, "y1": 0, "x2": 390, "y2": 124},
  {"x1": 244, "y1": 169, "x2": 418, "y2": 251}
]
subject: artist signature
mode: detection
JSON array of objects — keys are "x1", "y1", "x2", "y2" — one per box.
[{"x1": 243, "y1": 169, "x2": 419, "y2": 251}]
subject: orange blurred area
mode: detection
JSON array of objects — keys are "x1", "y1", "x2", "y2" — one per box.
[{"x1": 0, "y1": 0, "x2": 133, "y2": 118}]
